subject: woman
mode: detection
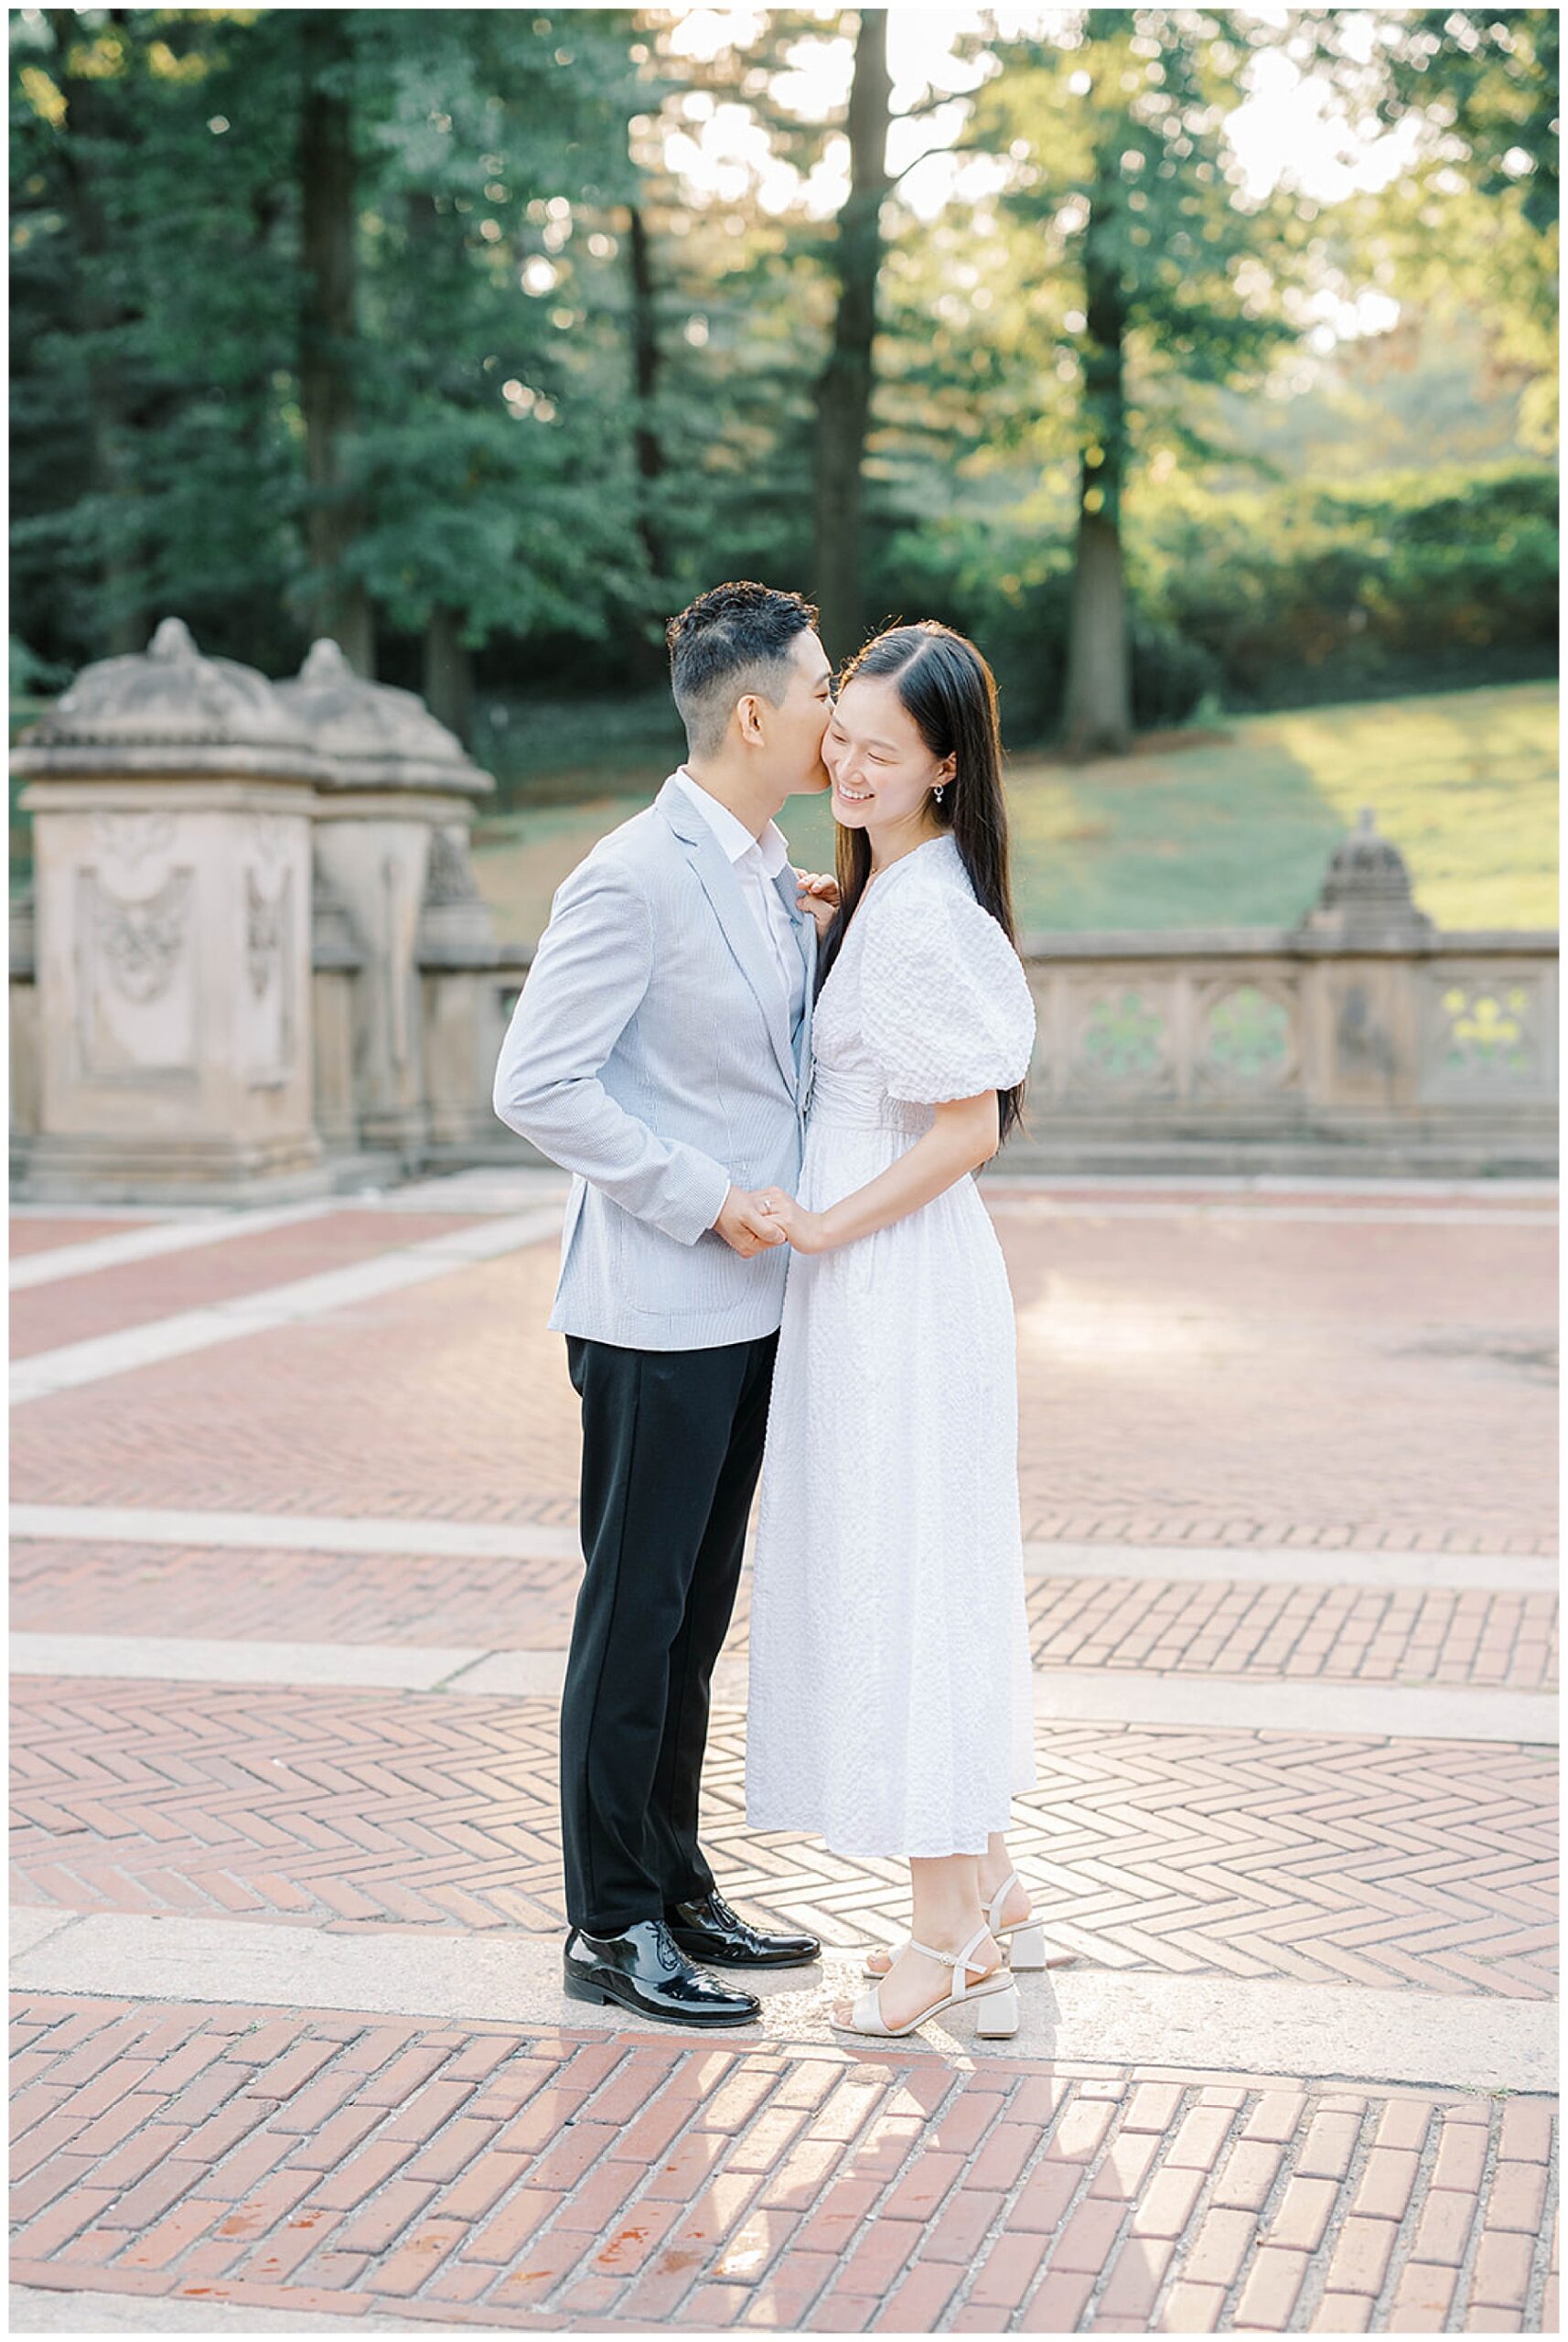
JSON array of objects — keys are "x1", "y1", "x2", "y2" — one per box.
[{"x1": 745, "y1": 620, "x2": 1044, "y2": 2041}]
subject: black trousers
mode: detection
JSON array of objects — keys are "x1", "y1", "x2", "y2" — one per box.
[{"x1": 561, "y1": 1330, "x2": 779, "y2": 1936}]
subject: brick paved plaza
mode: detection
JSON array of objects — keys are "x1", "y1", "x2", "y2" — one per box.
[{"x1": 8, "y1": 1172, "x2": 1559, "y2": 2334}]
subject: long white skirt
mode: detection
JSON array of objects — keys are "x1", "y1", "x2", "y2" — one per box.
[{"x1": 744, "y1": 1101, "x2": 1037, "y2": 1859}]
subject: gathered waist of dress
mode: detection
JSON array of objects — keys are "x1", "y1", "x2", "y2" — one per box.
[{"x1": 807, "y1": 1063, "x2": 931, "y2": 1136}]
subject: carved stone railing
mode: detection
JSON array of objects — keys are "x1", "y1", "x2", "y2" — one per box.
[{"x1": 10, "y1": 634, "x2": 1557, "y2": 1196}]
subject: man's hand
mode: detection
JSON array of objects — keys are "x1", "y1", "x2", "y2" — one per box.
[{"x1": 714, "y1": 1185, "x2": 789, "y2": 1259}]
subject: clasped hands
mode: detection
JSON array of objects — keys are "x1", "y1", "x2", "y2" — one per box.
[{"x1": 714, "y1": 867, "x2": 841, "y2": 1261}]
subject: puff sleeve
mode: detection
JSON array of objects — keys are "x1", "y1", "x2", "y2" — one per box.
[{"x1": 860, "y1": 883, "x2": 1036, "y2": 1105}]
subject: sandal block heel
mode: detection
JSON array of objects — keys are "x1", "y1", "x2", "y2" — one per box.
[
  {"x1": 1007, "y1": 1920, "x2": 1047, "y2": 1971},
  {"x1": 974, "y1": 1981, "x2": 1020, "y2": 2039}
]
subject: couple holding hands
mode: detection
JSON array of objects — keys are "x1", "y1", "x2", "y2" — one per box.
[{"x1": 494, "y1": 580, "x2": 1052, "y2": 2042}]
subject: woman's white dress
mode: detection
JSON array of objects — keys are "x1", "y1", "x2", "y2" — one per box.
[{"x1": 745, "y1": 833, "x2": 1038, "y2": 1859}]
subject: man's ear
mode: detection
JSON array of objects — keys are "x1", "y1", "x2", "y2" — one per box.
[{"x1": 736, "y1": 692, "x2": 768, "y2": 746}]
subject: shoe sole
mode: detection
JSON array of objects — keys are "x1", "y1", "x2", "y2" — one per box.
[
  {"x1": 669, "y1": 1946, "x2": 821, "y2": 1970},
  {"x1": 563, "y1": 1972, "x2": 760, "y2": 2027}
]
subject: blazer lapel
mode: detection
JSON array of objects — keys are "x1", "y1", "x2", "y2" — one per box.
[{"x1": 658, "y1": 779, "x2": 799, "y2": 1096}]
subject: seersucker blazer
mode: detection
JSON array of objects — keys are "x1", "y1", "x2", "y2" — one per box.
[{"x1": 492, "y1": 774, "x2": 817, "y2": 1351}]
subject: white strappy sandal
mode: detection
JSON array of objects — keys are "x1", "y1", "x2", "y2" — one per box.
[
  {"x1": 832, "y1": 1924, "x2": 1020, "y2": 2041},
  {"x1": 862, "y1": 1871, "x2": 1063, "y2": 1980}
]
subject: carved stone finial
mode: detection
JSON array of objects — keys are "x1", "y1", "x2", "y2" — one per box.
[
  {"x1": 1295, "y1": 807, "x2": 1434, "y2": 943},
  {"x1": 11, "y1": 618, "x2": 321, "y2": 780},
  {"x1": 275, "y1": 639, "x2": 494, "y2": 800},
  {"x1": 416, "y1": 827, "x2": 499, "y2": 968}
]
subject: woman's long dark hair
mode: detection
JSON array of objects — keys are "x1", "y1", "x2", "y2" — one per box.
[{"x1": 820, "y1": 620, "x2": 1026, "y2": 1144}]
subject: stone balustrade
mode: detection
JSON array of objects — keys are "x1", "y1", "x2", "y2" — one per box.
[{"x1": 9, "y1": 629, "x2": 1558, "y2": 1194}]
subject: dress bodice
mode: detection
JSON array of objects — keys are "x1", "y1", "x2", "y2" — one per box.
[{"x1": 809, "y1": 835, "x2": 1036, "y2": 1123}]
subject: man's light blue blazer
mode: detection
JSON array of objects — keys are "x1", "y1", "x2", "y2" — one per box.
[{"x1": 492, "y1": 775, "x2": 816, "y2": 1352}]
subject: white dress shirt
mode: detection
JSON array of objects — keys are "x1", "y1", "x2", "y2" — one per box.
[{"x1": 672, "y1": 768, "x2": 805, "y2": 1030}]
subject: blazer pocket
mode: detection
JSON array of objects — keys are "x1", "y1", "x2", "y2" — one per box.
[{"x1": 611, "y1": 1207, "x2": 727, "y2": 1317}]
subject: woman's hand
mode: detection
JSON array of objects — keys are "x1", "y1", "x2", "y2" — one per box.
[
  {"x1": 750, "y1": 1186, "x2": 832, "y2": 1254},
  {"x1": 795, "y1": 869, "x2": 840, "y2": 940}
]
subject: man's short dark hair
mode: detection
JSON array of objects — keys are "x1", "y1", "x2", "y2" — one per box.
[{"x1": 666, "y1": 581, "x2": 820, "y2": 757}]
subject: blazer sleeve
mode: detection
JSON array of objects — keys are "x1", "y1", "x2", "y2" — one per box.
[{"x1": 491, "y1": 853, "x2": 733, "y2": 1246}]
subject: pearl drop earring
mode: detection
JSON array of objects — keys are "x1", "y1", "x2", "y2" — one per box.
[{"x1": 934, "y1": 784, "x2": 946, "y2": 805}]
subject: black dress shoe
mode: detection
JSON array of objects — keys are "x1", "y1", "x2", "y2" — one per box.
[
  {"x1": 564, "y1": 1918, "x2": 761, "y2": 2029},
  {"x1": 664, "y1": 1890, "x2": 821, "y2": 1969}
]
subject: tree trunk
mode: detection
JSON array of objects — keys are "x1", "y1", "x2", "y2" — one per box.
[
  {"x1": 1063, "y1": 134, "x2": 1133, "y2": 758},
  {"x1": 424, "y1": 608, "x2": 472, "y2": 743},
  {"x1": 48, "y1": 8, "x2": 142, "y2": 654},
  {"x1": 299, "y1": 10, "x2": 373, "y2": 674},
  {"x1": 811, "y1": 7, "x2": 891, "y2": 662},
  {"x1": 625, "y1": 200, "x2": 671, "y2": 681},
  {"x1": 628, "y1": 203, "x2": 668, "y2": 592}
]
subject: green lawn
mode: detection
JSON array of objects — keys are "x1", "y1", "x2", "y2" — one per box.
[{"x1": 470, "y1": 678, "x2": 1556, "y2": 942}]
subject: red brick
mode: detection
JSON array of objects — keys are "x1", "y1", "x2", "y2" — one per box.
[
  {"x1": 521, "y1": 2116, "x2": 618, "y2": 2196},
  {"x1": 881, "y1": 2151, "x2": 963, "y2": 2222},
  {"x1": 1122, "y1": 2083, "x2": 1185, "y2": 2132},
  {"x1": 1326, "y1": 2215, "x2": 1397, "y2": 2296},
  {"x1": 1099, "y1": 2235, "x2": 1176, "y2": 2319},
  {"x1": 1485, "y1": 2160, "x2": 1550, "y2": 2232},
  {"x1": 306, "y1": 2136, "x2": 413, "y2": 2210},
  {"x1": 589, "y1": 2198, "x2": 684, "y2": 2278},
  {"x1": 1008, "y1": 2158, "x2": 1079, "y2": 2233},
  {"x1": 1497, "y1": 2101, "x2": 1553, "y2": 2164},
  {"x1": 1181, "y1": 2208, "x2": 1256, "y2": 2286},
  {"x1": 1353, "y1": 2146, "x2": 1420, "y2": 2222},
  {"x1": 362, "y1": 2218, "x2": 468, "y2": 2298},
  {"x1": 933, "y1": 2089, "x2": 1009, "y2": 2151},
  {"x1": 920, "y1": 2188, "x2": 1003, "y2": 2264},
  {"x1": 1267, "y1": 2175, "x2": 1337, "y2": 2253},
  {"x1": 1049, "y1": 2195, "x2": 1124, "y2": 2273},
  {"x1": 1313, "y1": 2294, "x2": 1374, "y2": 2330},
  {"x1": 871, "y1": 2261, "x2": 963, "y2": 2328},
  {"x1": 1374, "y1": 2100, "x2": 1434, "y2": 2154},
  {"x1": 331, "y1": 2178, "x2": 438, "y2": 2259},
  {"x1": 741, "y1": 2248, "x2": 838, "y2": 2327},
  {"x1": 1388, "y1": 2260, "x2": 1458, "y2": 2329},
  {"x1": 1018, "y1": 2270, "x2": 1094, "y2": 2330},
  {"x1": 968, "y1": 2231, "x2": 1047, "y2": 2311},
  {"x1": 99, "y1": 2161, "x2": 203, "y2": 2230},
  {"x1": 1166, "y1": 2107, "x2": 1237, "y2": 2170},
  {"x1": 791, "y1": 2178, "x2": 885, "y2": 2259},
  {"x1": 644, "y1": 2126, "x2": 729, "y2": 2200},
  {"x1": 1296, "y1": 2111, "x2": 1360, "y2": 2181},
  {"x1": 1212, "y1": 2141, "x2": 1282, "y2": 2211},
  {"x1": 119, "y1": 2198, "x2": 224, "y2": 2272},
  {"x1": 239, "y1": 2203, "x2": 346, "y2": 2284},
  {"x1": 1162, "y1": 2280, "x2": 1227, "y2": 2331},
  {"x1": 1130, "y1": 2163, "x2": 1205, "y2": 2238},
  {"x1": 1235, "y1": 2245, "x2": 1308, "y2": 2328},
  {"x1": 1090, "y1": 2130, "x2": 1161, "y2": 2200},
  {"x1": 1412, "y1": 2187, "x2": 1481, "y2": 2266},
  {"x1": 758, "y1": 2136, "x2": 843, "y2": 2212},
  {"x1": 1470, "y1": 2230, "x2": 1535, "y2": 2310},
  {"x1": 468, "y1": 2185, "x2": 565, "y2": 2264},
  {"x1": 967, "y1": 2122, "x2": 1036, "y2": 2193},
  {"x1": 726, "y1": 2103, "x2": 808, "y2": 2175},
  {"x1": 710, "y1": 2206, "x2": 798, "y2": 2285},
  {"x1": 1044, "y1": 2098, "x2": 1116, "y2": 2164},
  {"x1": 1432, "y1": 2118, "x2": 1488, "y2": 2193}
]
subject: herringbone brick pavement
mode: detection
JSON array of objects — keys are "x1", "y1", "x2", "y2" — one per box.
[
  {"x1": 9, "y1": 1211, "x2": 474, "y2": 1361},
  {"x1": 11, "y1": 1681, "x2": 1556, "y2": 1997},
  {"x1": 10, "y1": 1209, "x2": 1555, "y2": 1552},
  {"x1": 11, "y1": 1538, "x2": 1559, "y2": 1692},
  {"x1": 9, "y1": 1996, "x2": 1558, "y2": 2332}
]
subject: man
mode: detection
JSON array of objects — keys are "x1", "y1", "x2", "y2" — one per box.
[{"x1": 493, "y1": 581, "x2": 835, "y2": 2028}]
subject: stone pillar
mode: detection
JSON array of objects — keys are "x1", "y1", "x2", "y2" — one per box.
[
  {"x1": 275, "y1": 640, "x2": 495, "y2": 1166},
  {"x1": 416, "y1": 826, "x2": 503, "y2": 1156},
  {"x1": 1293, "y1": 808, "x2": 1435, "y2": 1117},
  {"x1": 12, "y1": 618, "x2": 329, "y2": 1202}
]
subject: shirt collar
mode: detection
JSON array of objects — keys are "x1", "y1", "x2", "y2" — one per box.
[{"x1": 674, "y1": 768, "x2": 789, "y2": 879}]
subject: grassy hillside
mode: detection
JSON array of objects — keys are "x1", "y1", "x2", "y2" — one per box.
[{"x1": 469, "y1": 680, "x2": 1557, "y2": 943}]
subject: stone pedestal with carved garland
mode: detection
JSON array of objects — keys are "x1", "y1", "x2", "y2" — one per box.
[
  {"x1": 276, "y1": 640, "x2": 495, "y2": 1167},
  {"x1": 14, "y1": 620, "x2": 329, "y2": 1202}
]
